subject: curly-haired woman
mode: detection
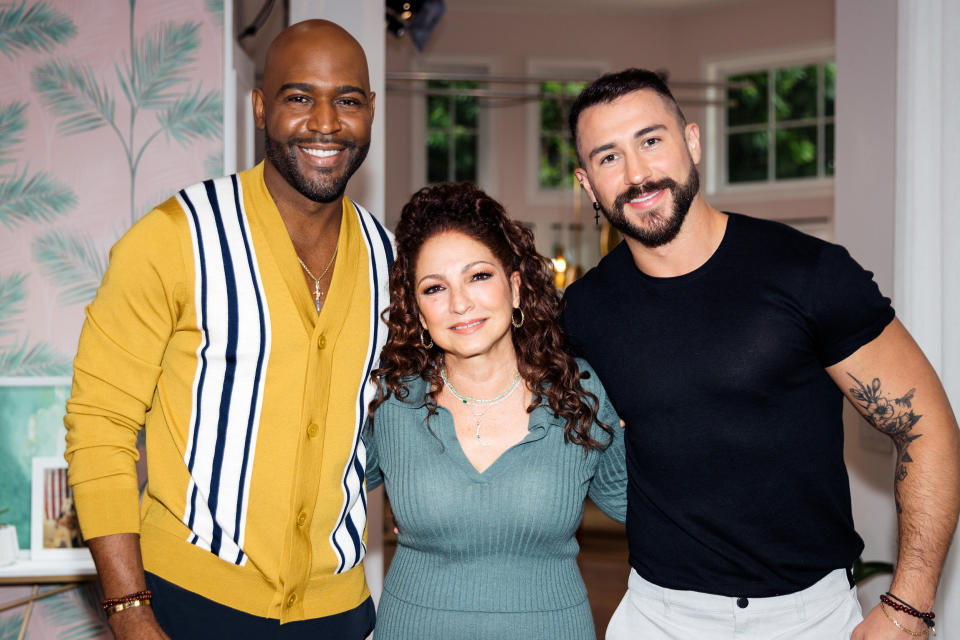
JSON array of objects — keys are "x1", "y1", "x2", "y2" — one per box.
[{"x1": 365, "y1": 183, "x2": 626, "y2": 639}]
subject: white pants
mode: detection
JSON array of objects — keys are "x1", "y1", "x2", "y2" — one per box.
[{"x1": 605, "y1": 569, "x2": 863, "y2": 640}]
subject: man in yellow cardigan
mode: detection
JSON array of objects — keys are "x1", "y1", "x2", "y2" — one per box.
[{"x1": 64, "y1": 20, "x2": 393, "y2": 639}]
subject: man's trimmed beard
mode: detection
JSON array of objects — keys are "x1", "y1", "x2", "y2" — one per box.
[
  {"x1": 264, "y1": 129, "x2": 369, "y2": 204},
  {"x1": 599, "y1": 159, "x2": 700, "y2": 248}
]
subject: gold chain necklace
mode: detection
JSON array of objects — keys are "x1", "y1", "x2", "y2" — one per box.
[{"x1": 296, "y1": 244, "x2": 339, "y2": 312}]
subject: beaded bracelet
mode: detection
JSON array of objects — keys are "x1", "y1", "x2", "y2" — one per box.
[
  {"x1": 101, "y1": 589, "x2": 152, "y2": 612},
  {"x1": 881, "y1": 592, "x2": 936, "y2": 628}
]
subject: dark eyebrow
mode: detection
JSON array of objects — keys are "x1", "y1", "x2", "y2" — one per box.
[
  {"x1": 276, "y1": 83, "x2": 368, "y2": 98},
  {"x1": 416, "y1": 261, "x2": 498, "y2": 287},
  {"x1": 587, "y1": 124, "x2": 668, "y2": 160},
  {"x1": 277, "y1": 82, "x2": 314, "y2": 95},
  {"x1": 335, "y1": 85, "x2": 368, "y2": 97}
]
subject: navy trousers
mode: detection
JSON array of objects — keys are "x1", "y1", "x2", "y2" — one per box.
[{"x1": 145, "y1": 572, "x2": 375, "y2": 639}]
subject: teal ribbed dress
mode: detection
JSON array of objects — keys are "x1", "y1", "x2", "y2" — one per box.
[{"x1": 364, "y1": 360, "x2": 627, "y2": 640}]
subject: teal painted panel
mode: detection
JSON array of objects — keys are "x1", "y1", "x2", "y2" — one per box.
[{"x1": 0, "y1": 383, "x2": 70, "y2": 549}]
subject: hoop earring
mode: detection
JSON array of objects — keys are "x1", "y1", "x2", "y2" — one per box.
[
  {"x1": 511, "y1": 308, "x2": 525, "y2": 329},
  {"x1": 420, "y1": 328, "x2": 434, "y2": 349}
]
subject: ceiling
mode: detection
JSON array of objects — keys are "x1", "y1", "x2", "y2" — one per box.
[{"x1": 443, "y1": 0, "x2": 749, "y2": 13}]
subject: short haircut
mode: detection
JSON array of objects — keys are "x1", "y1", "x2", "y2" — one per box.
[{"x1": 568, "y1": 68, "x2": 687, "y2": 163}]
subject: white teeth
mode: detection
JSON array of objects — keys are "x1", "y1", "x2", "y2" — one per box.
[
  {"x1": 455, "y1": 320, "x2": 483, "y2": 329},
  {"x1": 631, "y1": 190, "x2": 660, "y2": 203},
  {"x1": 301, "y1": 147, "x2": 340, "y2": 158}
]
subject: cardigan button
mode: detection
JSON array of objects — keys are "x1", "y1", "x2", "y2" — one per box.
[
  {"x1": 317, "y1": 334, "x2": 327, "y2": 349},
  {"x1": 297, "y1": 511, "x2": 307, "y2": 527},
  {"x1": 307, "y1": 423, "x2": 319, "y2": 437},
  {"x1": 287, "y1": 593, "x2": 297, "y2": 607}
]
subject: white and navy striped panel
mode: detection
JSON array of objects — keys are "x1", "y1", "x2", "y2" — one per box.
[
  {"x1": 178, "y1": 175, "x2": 271, "y2": 566},
  {"x1": 329, "y1": 200, "x2": 394, "y2": 573}
]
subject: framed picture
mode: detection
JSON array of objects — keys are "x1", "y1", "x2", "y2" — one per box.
[
  {"x1": 31, "y1": 456, "x2": 90, "y2": 560},
  {"x1": 0, "y1": 377, "x2": 72, "y2": 552}
]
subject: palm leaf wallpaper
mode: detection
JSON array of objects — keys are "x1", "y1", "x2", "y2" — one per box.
[
  {"x1": 0, "y1": 271, "x2": 28, "y2": 338},
  {"x1": 0, "y1": 0, "x2": 75, "y2": 59},
  {"x1": 32, "y1": 229, "x2": 107, "y2": 306},
  {"x1": 31, "y1": 58, "x2": 117, "y2": 136},
  {"x1": 0, "y1": 0, "x2": 223, "y2": 635},
  {"x1": 0, "y1": 100, "x2": 26, "y2": 167},
  {"x1": 0, "y1": 166, "x2": 76, "y2": 228}
]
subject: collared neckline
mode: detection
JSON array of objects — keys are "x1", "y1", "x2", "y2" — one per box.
[{"x1": 244, "y1": 162, "x2": 360, "y2": 335}]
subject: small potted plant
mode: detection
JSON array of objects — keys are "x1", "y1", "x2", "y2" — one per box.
[{"x1": 0, "y1": 507, "x2": 19, "y2": 566}]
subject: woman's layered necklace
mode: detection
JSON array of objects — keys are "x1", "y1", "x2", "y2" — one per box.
[{"x1": 441, "y1": 365, "x2": 522, "y2": 446}]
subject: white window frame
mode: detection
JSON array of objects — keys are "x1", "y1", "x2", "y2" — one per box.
[
  {"x1": 703, "y1": 43, "x2": 835, "y2": 202},
  {"x1": 409, "y1": 56, "x2": 498, "y2": 197},
  {"x1": 525, "y1": 58, "x2": 609, "y2": 207}
]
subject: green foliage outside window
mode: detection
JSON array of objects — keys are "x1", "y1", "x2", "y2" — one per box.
[
  {"x1": 726, "y1": 61, "x2": 835, "y2": 185},
  {"x1": 539, "y1": 81, "x2": 586, "y2": 189},
  {"x1": 426, "y1": 79, "x2": 478, "y2": 184}
]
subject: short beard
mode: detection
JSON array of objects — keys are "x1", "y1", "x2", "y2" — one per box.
[
  {"x1": 600, "y1": 160, "x2": 700, "y2": 248},
  {"x1": 264, "y1": 129, "x2": 369, "y2": 203}
]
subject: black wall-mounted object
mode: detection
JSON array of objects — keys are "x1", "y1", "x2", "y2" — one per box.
[{"x1": 385, "y1": 0, "x2": 445, "y2": 52}]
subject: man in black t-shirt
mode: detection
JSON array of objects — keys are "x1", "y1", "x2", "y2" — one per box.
[{"x1": 562, "y1": 69, "x2": 960, "y2": 640}]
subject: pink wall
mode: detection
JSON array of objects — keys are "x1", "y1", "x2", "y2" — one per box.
[
  {"x1": 383, "y1": 0, "x2": 835, "y2": 243},
  {"x1": 0, "y1": 0, "x2": 223, "y2": 376},
  {"x1": 1, "y1": 0, "x2": 223, "y2": 635}
]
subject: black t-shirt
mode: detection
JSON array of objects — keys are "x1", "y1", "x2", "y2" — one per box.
[{"x1": 562, "y1": 213, "x2": 894, "y2": 597}]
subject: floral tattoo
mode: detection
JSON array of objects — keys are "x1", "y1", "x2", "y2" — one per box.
[{"x1": 848, "y1": 374, "x2": 922, "y2": 514}]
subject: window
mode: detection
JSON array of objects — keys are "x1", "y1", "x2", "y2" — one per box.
[
  {"x1": 537, "y1": 81, "x2": 587, "y2": 189},
  {"x1": 425, "y1": 80, "x2": 479, "y2": 183},
  {"x1": 723, "y1": 61, "x2": 835, "y2": 185}
]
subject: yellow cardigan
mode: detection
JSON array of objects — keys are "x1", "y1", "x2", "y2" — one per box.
[{"x1": 65, "y1": 163, "x2": 393, "y2": 621}]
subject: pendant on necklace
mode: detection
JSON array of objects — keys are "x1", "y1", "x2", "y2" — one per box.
[
  {"x1": 313, "y1": 281, "x2": 323, "y2": 313},
  {"x1": 473, "y1": 409, "x2": 490, "y2": 447}
]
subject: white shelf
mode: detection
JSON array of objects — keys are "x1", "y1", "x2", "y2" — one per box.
[{"x1": 0, "y1": 551, "x2": 96, "y2": 582}]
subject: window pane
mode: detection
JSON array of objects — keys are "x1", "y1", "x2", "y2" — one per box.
[
  {"x1": 541, "y1": 80, "x2": 562, "y2": 95},
  {"x1": 453, "y1": 81, "x2": 478, "y2": 127},
  {"x1": 774, "y1": 64, "x2": 817, "y2": 121},
  {"x1": 563, "y1": 81, "x2": 587, "y2": 97},
  {"x1": 727, "y1": 131, "x2": 768, "y2": 183},
  {"x1": 825, "y1": 123, "x2": 835, "y2": 176},
  {"x1": 727, "y1": 71, "x2": 767, "y2": 127},
  {"x1": 824, "y1": 62, "x2": 835, "y2": 117},
  {"x1": 541, "y1": 98, "x2": 564, "y2": 133},
  {"x1": 775, "y1": 126, "x2": 817, "y2": 179},
  {"x1": 427, "y1": 131, "x2": 449, "y2": 183},
  {"x1": 427, "y1": 94, "x2": 449, "y2": 129},
  {"x1": 540, "y1": 135, "x2": 564, "y2": 188},
  {"x1": 454, "y1": 132, "x2": 477, "y2": 182},
  {"x1": 553, "y1": 139, "x2": 577, "y2": 189},
  {"x1": 566, "y1": 138, "x2": 580, "y2": 174},
  {"x1": 538, "y1": 80, "x2": 590, "y2": 189}
]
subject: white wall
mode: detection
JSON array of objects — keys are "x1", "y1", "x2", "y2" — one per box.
[
  {"x1": 837, "y1": 0, "x2": 960, "y2": 627},
  {"x1": 834, "y1": 0, "x2": 899, "y2": 613},
  {"x1": 893, "y1": 0, "x2": 960, "y2": 630}
]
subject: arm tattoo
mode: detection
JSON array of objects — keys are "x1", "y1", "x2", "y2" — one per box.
[{"x1": 847, "y1": 373, "x2": 923, "y2": 514}]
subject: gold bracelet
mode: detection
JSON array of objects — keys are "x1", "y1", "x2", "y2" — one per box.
[
  {"x1": 881, "y1": 602, "x2": 930, "y2": 637},
  {"x1": 105, "y1": 598, "x2": 151, "y2": 618}
]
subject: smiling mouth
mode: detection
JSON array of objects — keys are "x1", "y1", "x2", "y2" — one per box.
[
  {"x1": 300, "y1": 147, "x2": 342, "y2": 158},
  {"x1": 630, "y1": 190, "x2": 663, "y2": 204},
  {"x1": 450, "y1": 319, "x2": 486, "y2": 332}
]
